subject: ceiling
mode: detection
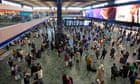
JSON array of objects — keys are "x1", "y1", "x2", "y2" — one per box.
[{"x1": 5, "y1": 0, "x2": 113, "y2": 8}]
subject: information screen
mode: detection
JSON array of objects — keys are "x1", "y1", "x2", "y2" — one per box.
[{"x1": 64, "y1": 19, "x2": 91, "y2": 27}]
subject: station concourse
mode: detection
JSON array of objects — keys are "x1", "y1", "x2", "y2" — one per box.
[{"x1": 0, "y1": 0, "x2": 140, "y2": 84}]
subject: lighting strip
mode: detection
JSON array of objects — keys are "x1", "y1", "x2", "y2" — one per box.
[
  {"x1": 67, "y1": 7, "x2": 82, "y2": 10},
  {"x1": 33, "y1": 7, "x2": 50, "y2": 10},
  {"x1": 114, "y1": 0, "x2": 140, "y2": 4},
  {"x1": 2, "y1": 0, "x2": 21, "y2": 7},
  {"x1": 92, "y1": 2, "x2": 108, "y2": 8}
]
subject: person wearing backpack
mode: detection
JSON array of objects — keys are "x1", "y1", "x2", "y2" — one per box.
[{"x1": 111, "y1": 63, "x2": 118, "y2": 80}]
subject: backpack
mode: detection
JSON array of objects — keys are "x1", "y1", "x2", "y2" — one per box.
[{"x1": 112, "y1": 66, "x2": 118, "y2": 76}]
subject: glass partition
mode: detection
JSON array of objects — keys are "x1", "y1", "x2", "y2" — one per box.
[{"x1": 0, "y1": 10, "x2": 48, "y2": 28}]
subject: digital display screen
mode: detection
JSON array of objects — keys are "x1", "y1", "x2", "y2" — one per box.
[
  {"x1": 84, "y1": 4, "x2": 140, "y2": 23},
  {"x1": 116, "y1": 4, "x2": 139, "y2": 23},
  {"x1": 64, "y1": 19, "x2": 91, "y2": 27},
  {"x1": 84, "y1": 7, "x2": 116, "y2": 20}
]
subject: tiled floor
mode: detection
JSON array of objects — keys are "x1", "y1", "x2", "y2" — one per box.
[{"x1": 0, "y1": 28, "x2": 139, "y2": 84}]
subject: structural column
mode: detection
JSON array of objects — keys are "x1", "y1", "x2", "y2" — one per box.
[
  {"x1": 0, "y1": 0, "x2": 2, "y2": 3},
  {"x1": 57, "y1": 0, "x2": 62, "y2": 32},
  {"x1": 55, "y1": 0, "x2": 65, "y2": 49}
]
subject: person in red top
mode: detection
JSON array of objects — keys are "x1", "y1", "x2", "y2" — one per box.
[
  {"x1": 100, "y1": 39, "x2": 105, "y2": 48},
  {"x1": 64, "y1": 52, "x2": 69, "y2": 66},
  {"x1": 62, "y1": 74, "x2": 73, "y2": 84}
]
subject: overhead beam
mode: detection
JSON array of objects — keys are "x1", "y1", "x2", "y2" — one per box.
[{"x1": 41, "y1": 0, "x2": 90, "y2": 2}]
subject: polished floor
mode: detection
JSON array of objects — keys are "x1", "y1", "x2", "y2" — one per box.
[{"x1": 0, "y1": 28, "x2": 139, "y2": 84}]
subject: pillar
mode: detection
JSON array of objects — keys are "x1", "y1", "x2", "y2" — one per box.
[
  {"x1": 0, "y1": 0, "x2": 2, "y2": 3},
  {"x1": 55, "y1": 0, "x2": 64, "y2": 49},
  {"x1": 21, "y1": 4, "x2": 24, "y2": 8},
  {"x1": 57, "y1": 0, "x2": 62, "y2": 32}
]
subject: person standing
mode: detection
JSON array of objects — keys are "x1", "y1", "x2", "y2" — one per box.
[
  {"x1": 17, "y1": 49, "x2": 23, "y2": 63},
  {"x1": 25, "y1": 53, "x2": 32, "y2": 67},
  {"x1": 95, "y1": 48, "x2": 100, "y2": 60},
  {"x1": 23, "y1": 71, "x2": 30, "y2": 84},
  {"x1": 138, "y1": 46, "x2": 140, "y2": 60},
  {"x1": 79, "y1": 45, "x2": 83, "y2": 57},
  {"x1": 7, "y1": 57, "x2": 14, "y2": 69},
  {"x1": 62, "y1": 74, "x2": 73, "y2": 84},
  {"x1": 122, "y1": 63, "x2": 130, "y2": 78},
  {"x1": 51, "y1": 40, "x2": 55, "y2": 50},
  {"x1": 30, "y1": 61, "x2": 37, "y2": 77},
  {"x1": 36, "y1": 65, "x2": 43, "y2": 84},
  {"x1": 36, "y1": 49, "x2": 42, "y2": 58},
  {"x1": 64, "y1": 52, "x2": 70, "y2": 66},
  {"x1": 111, "y1": 63, "x2": 118, "y2": 80},
  {"x1": 100, "y1": 48, "x2": 107, "y2": 60},
  {"x1": 95, "y1": 64, "x2": 104, "y2": 84},
  {"x1": 123, "y1": 51, "x2": 129, "y2": 64},
  {"x1": 129, "y1": 72, "x2": 137, "y2": 84},
  {"x1": 110, "y1": 47, "x2": 115, "y2": 59},
  {"x1": 86, "y1": 55, "x2": 92, "y2": 71}
]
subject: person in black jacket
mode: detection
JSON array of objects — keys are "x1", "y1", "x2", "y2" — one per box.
[
  {"x1": 95, "y1": 48, "x2": 100, "y2": 60},
  {"x1": 7, "y1": 57, "x2": 14, "y2": 68},
  {"x1": 122, "y1": 63, "x2": 130, "y2": 78},
  {"x1": 138, "y1": 46, "x2": 140, "y2": 60},
  {"x1": 30, "y1": 61, "x2": 37, "y2": 77},
  {"x1": 51, "y1": 40, "x2": 55, "y2": 50},
  {"x1": 23, "y1": 72, "x2": 30, "y2": 84},
  {"x1": 36, "y1": 49, "x2": 42, "y2": 58},
  {"x1": 111, "y1": 63, "x2": 118, "y2": 80},
  {"x1": 110, "y1": 47, "x2": 115, "y2": 59},
  {"x1": 25, "y1": 53, "x2": 32, "y2": 67},
  {"x1": 100, "y1": 48, "x2": 107, "y2": 60}
]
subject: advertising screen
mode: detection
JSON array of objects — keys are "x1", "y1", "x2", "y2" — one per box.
[
  {"x1": 84, "y1": 10, "x2": 93, "y2": 18},
  {"x1": 115, "y1": 4, "x2": 139, "y2": 23},
  {"x1": 84, "y1": 7, "x2": 116, "y2": 20},
  {"x1": 92, "y1": 7, "x2": 116, "y2": 20},
  {"x1": 84, "y1": 4, "x2": 140, "y2": 23}
]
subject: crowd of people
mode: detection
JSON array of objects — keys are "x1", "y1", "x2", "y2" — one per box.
[{"x1": 4, "y1": 20, "x2": 140, "y2": 84}]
